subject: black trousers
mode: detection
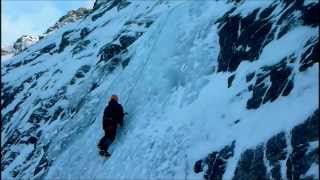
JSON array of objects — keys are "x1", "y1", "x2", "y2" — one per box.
[{"x1": 98, "y1": 135, "x2": 115, "y2": 152}]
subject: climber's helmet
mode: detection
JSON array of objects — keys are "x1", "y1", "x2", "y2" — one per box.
[{"x1": 110, "y1": 94, "x2": 118, "y2": 101}]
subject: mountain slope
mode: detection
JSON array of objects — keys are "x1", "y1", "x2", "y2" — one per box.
[
  {"x1": 12, "y1": 35, "x2": 40, "y2": 54},
  {"x1": 1, "y1": 46, "x2": 14, "y2": 61},
  {"x1": 44, "y1": 7, "x2": 91, "y2": 36},
  {"x1": 1, "y1": 0, "x2": 318, "y2": 179},
  {"x1": 1, "y1": 7, "x2": 91, "y2": 62}
]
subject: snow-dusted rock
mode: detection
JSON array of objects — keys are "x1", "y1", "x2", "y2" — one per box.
[
  {"x1": 44, "y1": 8, "x2": 91, "y2": 36},
  {"x1": 12, "y1": 35, "x2": 40, "y2": 54}
]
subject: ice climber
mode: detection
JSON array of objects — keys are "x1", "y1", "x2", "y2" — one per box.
[{"x1": 98, "y1": 95, "x2": 124, "y2": 157}]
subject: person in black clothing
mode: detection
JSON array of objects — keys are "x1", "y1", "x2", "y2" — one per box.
[{"x1": 98, "y1": 94, "x2": 124, "y2": 156}]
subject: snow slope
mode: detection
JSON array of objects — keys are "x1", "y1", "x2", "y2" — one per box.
[{"x1": 1, "y1": 0, "x2": 319, "y2": 179}]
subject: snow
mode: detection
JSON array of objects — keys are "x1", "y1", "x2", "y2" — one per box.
[
  {"x1": 303, "y1": 0, "x2": 318, "y2": 6},
  {"x1": 231, "y1": 1, "x2": 274, "y2": 17},
  {"x1": 1, "y1": 0, "x2": 319, "y2": 179},
  {"x1": 256, "y1": 26, "x2": 318, "y2": 67},
  {"x1": 2, "y1": 144, "x2": 34, "y2": 178},
  {"x1": 307, "y1": 140, "x2": 319, "y2": 154},
  {"x1": 303, "y1": 163, "x2": 319, "y2": 179}
]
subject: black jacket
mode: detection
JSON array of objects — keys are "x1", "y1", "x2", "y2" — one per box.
[{"x1": 103, "y1": 100, "x2": 124, "y2": 133}]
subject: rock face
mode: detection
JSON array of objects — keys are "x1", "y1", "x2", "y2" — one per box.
[
  {"x1": 12, "y1": 35, "x2": 40, "y2": 54},
  {"x1": 44, "y1": 8, "x2": 91, "y2": 35},
  {"x1": 1, "y1": 36, "x2": 39, "y2": 60},
  {"x1": 194, "y1": 141, "x2": 236, "y2": 179},
  {"x1": 192, "y1": 1, "x2": 319, "y2": 179},
  {"x1": 91, "y1": 0, "x2": 131, "y2": 21},
  {"x1": 1, "y1": 0, "x2": 318, "y2": 179},
  {"x1": 92, "y1": 0, "x2": 130, "y2": 12},
  {"x1": 195, "y1": 110, "x2": 319, "y2": 180},
  {"x1": 3, "y1": 7, "x2": 91, "y2": 58}
]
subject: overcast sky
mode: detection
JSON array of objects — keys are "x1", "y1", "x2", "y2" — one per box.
[{"x1": 1, "y1": 0, "x2": 95, "y2": 48}]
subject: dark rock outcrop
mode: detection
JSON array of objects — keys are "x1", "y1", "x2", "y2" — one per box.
[
  {"x1": 119, "y1": 35, "x2": 137, "y2": 49},
  {"x1": 98, "y1": 43, "x2": 122, "y2": 63},
  {"x1": 58, "y1": 30, "x2": 75, "y2": 53},
  {"x1": 246, "y1": 59, "x2": 294, "y2": 109},
  {"x1": 70, "y1": 65, "x2": 91, "y2": 85},
  {"x1": 215, "y1": 0, "x2": 318, "y2": 111},
  {"x1": 92, "y1": 0, "x2": 130, "y2": 21},
  {"x1": 80, "y1": 27, "x2": 90, "y2": 39},
  {"x1": 299, "y1": 39, "x2": 319, "y2": 72},
  {"x1": 72, "y1": 40, "x2": 91, "y2": 56},
  {"x1": 287, "y1": 109, "x2": 319, "y2": 180},
  {"x1": 12, "y1": 35, "x2": 40, "y2": 54},
  {"x1": 193, "y1": 141, "x2": 236, "y2": 180},
  {"x1": 233, "y1": 145, "x2": 268, "y2": 180},
  {"x1": 39, "y1": 43, "x2": 56, "y2": 54},
  {"x1": 228, "y1": 74, "x2": 235, "y2": 88},
  {"x1": 266, "y1": 132, "x2": 287, "y2": 165},
  {"x1": 194, "y1": 110, "x2": 319, "y2": 180},
  {"x1": 216, "y1": 8, "x2": 273, "y2": 72}
]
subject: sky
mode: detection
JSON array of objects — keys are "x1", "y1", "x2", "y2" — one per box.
[{"x1": 1, "y1": 0, "x2": 95, "y2": 48}]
